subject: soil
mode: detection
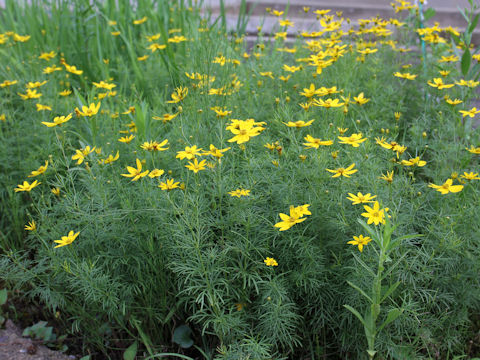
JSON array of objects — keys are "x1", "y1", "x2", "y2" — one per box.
[{"x1": 0, "y1": 320, "x2": 74, "y2": 360}]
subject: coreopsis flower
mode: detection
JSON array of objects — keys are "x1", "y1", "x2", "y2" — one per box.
[
  {"x1": 118, "y1": 135, "x2": 135, "y2": 143},
  {"x1": 347, "y1": 235, "x2": 372, "y2": 252},
  {"x1": 26, "y1": 81, "x2": 47, "y2": 89},
  {"x1": 353, "y1": 92, "x2": 370, "y2": 105},
  {"x1": 429, "y1": 179, "x2": 463, "y2": 194},
  {"x1": 168, "y1": 35, "x2": 187, "y2": 43},
  {"x1": 28, "y1": 161, "x2": 48, "y2": 177},
  {"x1": 25, "y1": 220, "x2": 37, "y2": 231},
  {"x1": 121, "y1": 159, "x2": 149, "y2": 181},
  {"x1": 401, "y1": 157, "x2": 426, "y2": 167},
  {"x1": 303, "y1": 135, "x2": 333, "y2": 149},
  {"x1": 313, "y1": 98, "x2": 344, "y2": 108},
  {"x1": 211, "y1": 107, "x2": 232, "y2": 118},
  {"x1": 14, "y1": 180, "x2": 41, "y2": 192},
  {"x1": 38, "y1": 51, "x2": 56, "y2": 61},
  {"x1": 54, "y1": 230, "x2": 79, "y2": 248},
  {"x1": 63, "y1": 63, "x2": 83, "y2": 75},
  {"x1": 92, "y1": 81, "x2": 116, "y2": 90},
  {"x1": 99, "y1": 151, "x2": 120, "y2": 165},
  {"x1": 13, "y1": 33, "x2": 30, "y2": 42},
  {"x1": 227, "y1": 120, "x2": 264, "y2": 144},
  {"x1": 0, "y1": 80, "x2": 18, "y2": 87},
  {"x1": 41, "y1": 113, "x2": 72, "y2": 127},
  {"x1": 299, "y1": 84, "x2": 324, "y2": 98},
  {"x1": 43, "y1": 65, "x2": 62, "y2": 74},
  {"x1": 461, "y1": 172, "x2": 480, "y2": 180},
  {"x1": 264, "y1": 257, "x2": 278, "y2": 266},
  {"x1": 459, "y1": 107, "x2": 480, "y2": 118},
  {"x1": 137, "y1": 55, "x2": 149, "y2": 61},
  {"x1": 347, "y1": 192, "x2": 376, "y2": 205},
  {"x1": 283, "y1": 64, "x2": 300, "y2": 73},
  {"x1": 152, "y1": 113, "x2": 179, "y2": 124},
  {"x1": 176, "y1": 145, "x2": 203, "y2": 160},
  {"x1": 59, "y1": 89, "x2": 72, "y2": 96},
  {"x1": 71, "y1": 146, "x2": 95, "y2": 165},
  {"x1": 379, "y1": 171, "x2": 394, "y2": 183},
  {"x1": 185, "y1": 158, "x2": 207, "y2": 173},
  {"x1": 427, "y1": 78, "x2": 454, "y2": 89},
  {"x1": 75, "y1": 102, "x2": 101, "y2": 117},
  {"x1": 445, "y1": 98, "x2": 462, "y2": 105},
  {"x1": 361, "y1": 201, "x2": 386, "y2": 225},
  {"x1": 159, "y1": 178, "x2": 180, "y2": 190},
  {"x1": 326, "y1": 163, "x2": 358, "y2": 178},
  {"x1": 148, "y1": 169, "x2": 165, "y2": 178},
  {"x1": 228, "y1": 188, "x2": 250, "y2": 197},
  {"x1": 466, "y1": 145, "x2": 480, "y2": 154},
  {"x1": 133, "y1": 16, "x2": 147, "y2": 25},
  {"x1": 204, "y1": 144, "x2": 230, "y2": 159},
  {"x1": 283, "y1": 119, "x2": 314, "y2": 128},
  {"x1": 141, "y1": 139, "x2": 169, "y2": 151},
  {"x1": 338, "y1": 133, "x2": 367, "y2": 147},
  {"x1": 18, "y1": 89, "x2": 42, "y2": 100},
  {"x1": 274, "y1": 204, "x2": 311, "y2": 231},
  {"x1": 279, "y1": 19, "x2": 294, "y2": 27},
  {"x1": 36, "y1": 104, "x2": 52, "y2": 111},
  {"x1": 393, "y1": 72, "x2": 417, "y2": 80},
  {"x1": 51, "y1": 187, "x2": 61, "y2": 196},
  {"x1": 167, "y1": 87, "x2": 188, "y2": 103}
]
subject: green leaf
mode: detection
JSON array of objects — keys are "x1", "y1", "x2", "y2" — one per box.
[
  {"x1": 347, "y1": 281, "x2": 373, "y2": 303},
  {"x1": 0, "y1": 289, "x2": 7, "y2": 305},
  {"x1": 79, "y1": 356, "x2": 91, "y2": 360},
  {"x1": 461, "y1": 47, "x2": 471, "y2": 76},
  {"x1": 344, "y1": 305, "x2": 365, "y2": 326},
  {"x1": 468, "y1": 13, "x2": 480, "y2": 34},
  {"x1": 378, "y1": 308, "x2": 403, "y2": 333},
  {"x1": 381, "y1": 282, "x2": 401, "y2": 303},
  {"x1": 423, "y1": 8, "x2": 436, "y2": 21},
  {"x1": 173, "y1": 325, "x2": 194, "y2": 349},
  {"x1": 123, "y1": 341, "x2": 138, "y2": 360}
]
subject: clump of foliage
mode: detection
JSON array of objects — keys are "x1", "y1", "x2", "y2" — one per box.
[{"x1": 0, "y1": 0, "x2": 479, "y2": 359}]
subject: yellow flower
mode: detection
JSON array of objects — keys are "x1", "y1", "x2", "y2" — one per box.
[
  {"x1": 299, "y1": 84, "x2": 324, "y2": 98},
  {"x1": 379, "y1": 171, "x2": 394, "y2": 183},
  {"x1": 176, "y1": 145, "x2": 203, "y2": 160},
  {"x1": 0, "y1": 80, "x2": 18, "y2": 87},
  {"x1": 338, "y1": 133, "x2": 367, "y2": 147},
  {"x1": 92, "y1": 81, "x2": 116, "y2": 90},
  {"x1": 428, "y1": 179, "x2": 464, "y2": 194},
  {"x1": 166, "y1": 87, "x2": 188, "y2": 103},
  {"x1": 313, "y1": 98, "x2": 344, "y2": 108},
  {"x1": 147, "y1": 43, "x2": 166, "y2": 52},
  {"x1": 361, "y1": 201, "x2": 386, "y2": 225},
  {"x1": 28, "y1": 161, "x2": 48, "y2": 177},
  {"x1": 347, "y1": 235, "x2": 372, "y2": 252},
  {"x1": 326, "y1": 163, "x2": 358, "y2": 178},
  {"x1": 118, "y1": 135, "x2": 135, "y2": 143},
  {"x1": 466, "y1": 145, "x2": 480, "y2": 154},
  {"x1": 401, "y1": 157, "x2": 426, "y2": 167},
  {"x1": 274, "y1": 204, "x2": 311, "y2": 231},
  {"x1": 36, "y1": 104, "x2": 52, "y2": 111},
  {"x1": 445, "y1": 97, "x2": 462, "y2": 105},
  {"x1": 54, "y1": 230, "x2": 80, "y2": 248},
  {"x1": 41, "y1": 113, "x2": 72, "y2": 127},
  {"x1": 353, "y1": 92, "x2": 370, "y2": 105},
  {"x1": 38, "y1": 51, "x2": 56, "y2": 61},
  {"x1": 159, "y1": 178, "x2": 180, "y2": 191},
  {"x1": 133, "y1": 16, "x2": 147, "y2": 25},
  {"x1": 346, "y1": 192, "x2": 376, "y2": 205},
  {"x1": 427, "y1": 78, "x2": 454, "y2": 89},
  {"x1": 168, "y1": 35, "x2": 187, "y2": 43},
  {"x1": 393, "y1": 72, "x2": 417, "y2": 80},
  {"x1": 283, "y1": 120, "x2": 314, "y2": 128},
  {"x1": 59, "y1": 89, "x2": 72, "y2": 96},
  {"x1": 18, "y1": 89, "x2": 42, "y2": 100},
  {"x1": 228, "y1": 188, "x2": 250, "y2": 197},
  {"x1": 459, "y1": 107, "x2": 480, "y2": 118},
  {"x1": 137, "y1": 55, "x2": 149, "y2": 61},
  {"x1": 152, "y1": 113, "x2": 179, "y2": 123},
  {"x1": 14, "y1": 180, "x2": 41, "y2": 192},
  {"x1": 204, "y1": 144, "x2": 230, "y2": 159},
  {"x1": 121, "y1": 159, "x2": 149, "y2": 181},
  {"x1": 51, "y1": 187, "x2": 61, "y2": 196},
  {"x1": 303, "y1": 134, "x2": 333, "y2": 149},
  {"x1": 63, "y1": 63, "x2": 83, "y2": 75},
  {"x1": 185, "y1": 158, "x2": 207, "y2": 173},
  {"x1": 227, "y1": 120, "x2": 264, "y2": 144},
  {"x1": 25, "y1": 220, "x2": 37, "y2": 231},
  {"x1": 71, "y1": 146, "x2": 95, "y2": 165},
  {"x1": 99, "y1": 151, "x2": 120, "y2": 165},
  {"x1": 460, "y1": 172, "x2": 480, "y2": 180},
  {"x1": 148, "y1": 169, "x2": 165, "y2": 178},
  {"x1": 264, "y1": 257, "x2": 278, "y2": 266},
  {"x1": 75, "y1": 102, "x2": 101, "y2": 117}
]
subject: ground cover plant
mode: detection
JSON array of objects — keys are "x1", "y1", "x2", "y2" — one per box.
[{"x1": 0, "y1": 0, "x2": 479, "y2": 358}]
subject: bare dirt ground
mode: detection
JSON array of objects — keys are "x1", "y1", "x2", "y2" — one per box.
[{"x1": 0, "y1": 320, "x2": 73, "y2": 360}]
